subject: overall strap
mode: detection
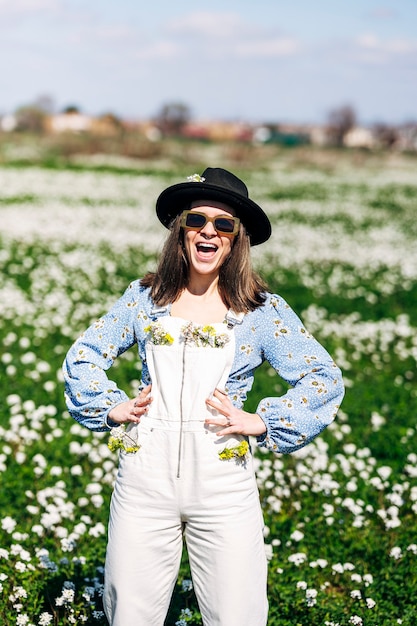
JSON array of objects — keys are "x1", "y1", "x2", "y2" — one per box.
[
  {"x1": 225, "y1": 310, "x2": 245, "y2": 329},
  {"x1": 150, "y1": 304, "x2": 170, "y2": 319}
]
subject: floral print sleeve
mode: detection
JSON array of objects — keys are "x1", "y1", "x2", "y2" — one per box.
[
  {"x1": 253, "y1": 294, "x2": 344, "y2": 454},
  {"x1": 63, "y1": 282, "x2": 146, "y2": 431}
]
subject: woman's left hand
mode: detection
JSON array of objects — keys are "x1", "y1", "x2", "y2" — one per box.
[{"x1": 205, "y1": 388, "x2": 267, "y2": 437}]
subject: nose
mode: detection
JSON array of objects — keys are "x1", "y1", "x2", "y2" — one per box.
[{"x1": 200, "y1": 220, "x2": 217, "y2": 237}]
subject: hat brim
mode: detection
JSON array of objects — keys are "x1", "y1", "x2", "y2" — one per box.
[{"x1": 156, "y1": 182, "x2": 271, "y2": 246}]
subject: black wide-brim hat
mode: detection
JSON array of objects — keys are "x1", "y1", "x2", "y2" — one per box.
[{"x1": 156, "y1": 167, "x2": 271, "y2": 246}]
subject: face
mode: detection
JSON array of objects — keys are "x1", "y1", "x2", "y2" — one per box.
[{"x1": 182, "y1": 200, "x2": 237, "y2": 281}]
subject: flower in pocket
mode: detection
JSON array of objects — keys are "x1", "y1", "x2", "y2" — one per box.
[
  {"x1": 144, "y1": 321, "x2": 174, "y2": 345},
  {"x1": 108, "y1": 425, "x2": 140, "y2": 454},
  {"x1": 218, "y1": 440, "x2": 249, "y2": 462},
  {"x1": 181, "y1": 322, "x2": 230, "y2": 348}
]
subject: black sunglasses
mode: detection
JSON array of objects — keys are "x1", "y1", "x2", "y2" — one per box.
[{"x1": 181, "y1": 210, "x2": 240, "y2": 236}]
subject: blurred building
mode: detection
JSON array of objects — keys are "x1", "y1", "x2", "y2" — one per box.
[{"x1": 343, "y1": 127, "x2": 376, "y2": 149}]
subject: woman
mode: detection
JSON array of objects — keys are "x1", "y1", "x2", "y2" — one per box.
[{"x1": 63, "y1": 167, "x2": 344, "y2": 626}]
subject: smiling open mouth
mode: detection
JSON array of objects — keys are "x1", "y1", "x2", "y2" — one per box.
[{"x1": 196, "y1": 243, "x2": 218, "y2": 255}]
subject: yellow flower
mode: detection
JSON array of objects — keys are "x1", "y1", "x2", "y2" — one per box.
[
  {"x1": 181, "y1": 322, "x2": 229, "y2": 348},
  {"x1": 144, "y1": 322, "x2": 174, "y2": 345},
  {"x1": 108, "y1": 427, "x2": 140, "y2": 454},
  {"x1": 218, "y1": 440, "x2": 249, "y2": 461}
]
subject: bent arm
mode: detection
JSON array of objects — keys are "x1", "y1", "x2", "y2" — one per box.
[
  {"x1": 62, "y1": 283, "x2": 140, "y2": 431},
  {"x1": 255, "y1": 295, "x2": 344, "y2": 454}
]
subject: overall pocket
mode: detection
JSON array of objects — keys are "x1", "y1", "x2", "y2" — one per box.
[{"x1": 119, "y1": 421, "x2": 155, "y2": 457}]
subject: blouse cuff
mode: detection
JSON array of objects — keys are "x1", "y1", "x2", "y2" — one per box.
[
  {"x1": 255, "y1": 411, "x2": 270, "y2": 446},
  {"x1": 104, "y1": 410, "x2": 120, "y2": 430}
]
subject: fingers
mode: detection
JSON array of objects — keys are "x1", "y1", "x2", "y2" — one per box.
[
  {"x1": 206, "y1": 388, "x2": 230, "y2": 415},
  {"x1": 214, "y1": 420, "x2": 236, "y2": 437},
  {"x1": 212, "y1": 388, "x2": 228, "y2": 401},
  {"x1": 205, "y1": 389, "x2": 237, "y2": 434},
  {"x1": 131, "y1": 387, "x2": 153, "y2": 419},
  {"x1": 205, "y1": 389, "x2": 267, "y2": 437},
  {"x1": 108, "y1": 386, "x2": 153, "y2": 425}
]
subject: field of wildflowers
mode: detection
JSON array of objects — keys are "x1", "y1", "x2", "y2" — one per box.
[{"x1": 1, "y1": 145, "x2": 416, "y2": 625}]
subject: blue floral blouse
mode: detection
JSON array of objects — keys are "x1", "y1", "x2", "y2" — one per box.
[{"x1": 63, "y1": 281, "x2": 344, "y2": 454}]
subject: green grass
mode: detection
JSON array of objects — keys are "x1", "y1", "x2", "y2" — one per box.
[{"x1": 1, "y1": 148, "x2": 417, "y2": 625}]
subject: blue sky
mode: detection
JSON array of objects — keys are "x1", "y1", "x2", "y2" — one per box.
[{"x1": 1, "y1": 0, "x2": 416, "y2": 124}]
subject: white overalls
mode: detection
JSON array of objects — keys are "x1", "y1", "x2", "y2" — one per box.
[{"x1": 103, "y1": 314, "x2": 268, "y2": 626}]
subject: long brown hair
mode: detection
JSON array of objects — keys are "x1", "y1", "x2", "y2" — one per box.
[{"x1": 140, "y1": 214, "x2": 268, "y2": 312}]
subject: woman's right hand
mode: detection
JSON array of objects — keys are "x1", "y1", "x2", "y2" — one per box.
[{"x1": 108, "y1": 384, "x2": 152, "y2": 425}]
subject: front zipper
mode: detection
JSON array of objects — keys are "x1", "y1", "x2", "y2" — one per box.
[
  {"x1": 176, "y1": 319, "x2": 237, "y2": 478},
  {"x1": 177, "y1": 337, "x2": 187, "y2": 478}
]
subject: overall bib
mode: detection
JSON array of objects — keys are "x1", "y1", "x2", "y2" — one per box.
[{"x1": 103, "y1": 315, "x2": 268, "y2": 626}]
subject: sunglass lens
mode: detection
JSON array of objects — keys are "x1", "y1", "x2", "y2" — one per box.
[
  {"x1": 185, "y1": 213, "x2": 206, "y2": 228},
  {"x1": 214, "y1": 218, "x2": 235, "y2": 233}
]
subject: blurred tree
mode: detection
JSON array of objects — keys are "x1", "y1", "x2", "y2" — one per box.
[
  {"x1": 94, "y1": 112, "x2": 124, "y2": 136},
  {"x1": 14, "y1": 105, "x2": 46, "y2": 133},
  {"x1": 99, "y1": 112, "x2": 123, "y2": 129},
  {"x1": 327, "y1": 105, "x2": 357, "y2": 147},
  {"x1": 373, "y1": 123, "x2": 398, "y2": 150},
  {"x1": 63, "y1": 105, "x2": 81, "y2": 114},
  {"x1": 34, "y1": 94, "x2": 55, "y2": 114},
  {"x1": 155, "y1": 102, "x2": 192, "y2": 137},
  {"x1": 13, "y1": 94, "x2": 55, "y2": 132}
]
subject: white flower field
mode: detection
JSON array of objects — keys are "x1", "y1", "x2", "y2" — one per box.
[{"x1": 0, "y1": 146, "x2": 416, "y2": 625}]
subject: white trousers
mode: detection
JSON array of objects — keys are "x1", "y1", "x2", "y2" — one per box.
[{"x1": 103, "y1": 419, "x2": 268, "y2": 626}]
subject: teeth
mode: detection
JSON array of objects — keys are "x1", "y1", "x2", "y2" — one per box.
[{"x1": 197, "y1": 243, "x2": 217, "y2": 251}]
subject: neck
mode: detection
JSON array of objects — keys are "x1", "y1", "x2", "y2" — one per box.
[
  {"x1": 171, "y1": 276, "x2": 228, "y2": 323},
  {"x1": 186, "y1": 274, "x2": 220, "y2": 299}
]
